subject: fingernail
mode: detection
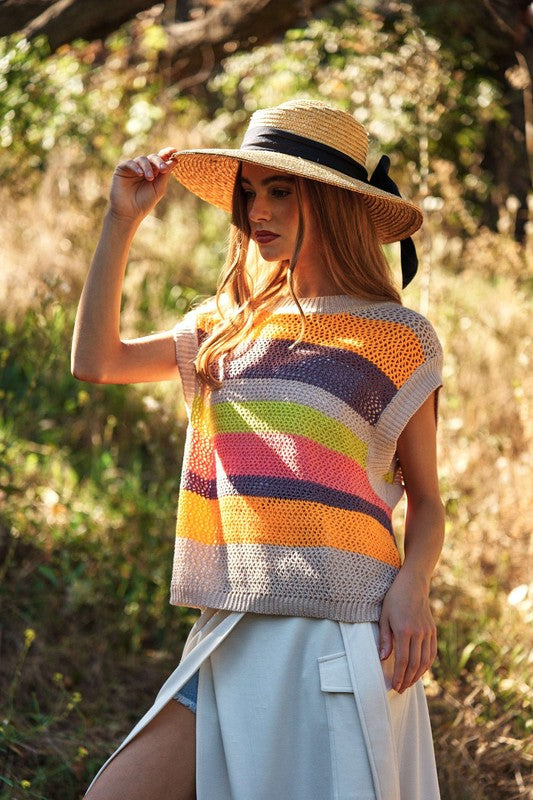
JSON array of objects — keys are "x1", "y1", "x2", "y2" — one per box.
[{"x1": 379, "y1": 648, "x2": 386, "y2": 659}]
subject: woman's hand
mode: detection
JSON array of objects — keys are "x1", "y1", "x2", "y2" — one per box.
[
  {"x1": 378, "y1": 568, "x2": 437, "y2": 693},
  {"x1": 108, "y1": 147, "x2": 177, "y2": 222}
]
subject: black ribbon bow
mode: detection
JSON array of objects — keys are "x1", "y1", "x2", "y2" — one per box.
[{"x1": 369, "y1": 156, "x2": 418, "y2": 289}]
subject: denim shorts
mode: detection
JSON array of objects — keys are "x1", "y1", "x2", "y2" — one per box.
[{"x1": 173, "y1": 670, "x2": 199, "y2": 714}]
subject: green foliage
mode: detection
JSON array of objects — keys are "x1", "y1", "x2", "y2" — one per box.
[
  {"x1": 0, "y1": 2, "x2": 513, "y2": 223},
  {"x1": 0, "y1": 27, "x2": 176, "y2": 189},
  {"x1": 0, "y1": 295, "x2": 193, "y2": 653},
  {"x1": 0, "y1": 629, "x2": 91, "y2": 800}
]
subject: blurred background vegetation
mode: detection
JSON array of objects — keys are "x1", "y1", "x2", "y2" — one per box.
[{"x1": 0, "y1": 1, "x2": 532, "y2": 798}]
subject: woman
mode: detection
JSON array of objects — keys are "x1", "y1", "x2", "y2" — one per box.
[{"x1": 72, "y1": 99, "x2": 445, "y2": 800}]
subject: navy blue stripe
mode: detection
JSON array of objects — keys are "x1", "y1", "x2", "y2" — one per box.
[
  {"x1": 183, "y1": 472, "x2": 214, "y2": 497},
  {"x1": 223, "y1": 338, "x2": 396, "y2": 425},
  {"x1": 183, "y1": 472, "x2": 392, "y2": 532}
]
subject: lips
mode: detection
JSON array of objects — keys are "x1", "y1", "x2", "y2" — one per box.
[{"x1": 255, "y1": 230, "x2": 280, "y2": 244}]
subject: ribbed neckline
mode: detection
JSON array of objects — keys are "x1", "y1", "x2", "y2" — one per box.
[{"x1": 272, "y1": 295, "x2": 381, "y2": 314}]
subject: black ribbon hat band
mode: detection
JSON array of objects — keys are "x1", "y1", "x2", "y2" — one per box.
[
  {"x1": 240, "y1": 125, "x2": 418, "y2": 288},
  {"x1": 241, "y1": 126, "x2": 369, "y2": 182}
]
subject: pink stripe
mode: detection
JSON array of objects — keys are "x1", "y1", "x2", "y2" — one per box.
[{"x1": 211, "y1": 431, "x2": 390, "y2": 512}]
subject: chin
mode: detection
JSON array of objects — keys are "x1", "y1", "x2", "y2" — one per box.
[{"x1": 255, "y1": 247, "x2": 279, "y2": 261}]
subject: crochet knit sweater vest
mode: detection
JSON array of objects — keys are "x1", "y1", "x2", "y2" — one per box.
[{"x1": 171, "y1": 295, "x2": 443, "y2": 623}]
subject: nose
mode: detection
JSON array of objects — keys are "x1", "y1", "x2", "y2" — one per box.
[{"x1": 248, "y1": 193, "x2": 272, "y2": 222}]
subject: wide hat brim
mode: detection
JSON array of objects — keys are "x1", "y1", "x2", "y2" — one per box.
[{"x1": 170, "y1": 148, "x2": 423, "y2": 245}]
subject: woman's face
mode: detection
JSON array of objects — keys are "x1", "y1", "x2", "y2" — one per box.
[{"x1": 240, "y1": 163, "x2": 312, "y2": 264}]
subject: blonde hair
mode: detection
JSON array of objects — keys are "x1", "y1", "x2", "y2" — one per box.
[{"x1": 195, "y1": 170, "x2": 401, "y2": 388}]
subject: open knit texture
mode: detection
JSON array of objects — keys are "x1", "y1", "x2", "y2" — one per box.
[{"x1": 171, "y1": 295, "x2": 443, "y2": 623}]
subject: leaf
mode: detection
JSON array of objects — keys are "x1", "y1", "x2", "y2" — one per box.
[
  {"x1": 458, "y1": 640, "x2": 477, "y2": 670},
  {"x1": 37, "y1": 564, "x2": 58, "y2": 586}
]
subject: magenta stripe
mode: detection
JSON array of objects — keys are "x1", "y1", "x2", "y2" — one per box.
[{"x1": 209, "y1": 431, "x2": 390, "y2": 512}]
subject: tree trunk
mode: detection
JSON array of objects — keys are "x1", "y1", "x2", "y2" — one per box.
[
  {"x1": 484, "y1": 0, "x2": 533, "y2": 80},
  {"x1": 482, "y1": 1, "x2": 532, "y2": 238},
  {"x1": 480, "y1": 66, "x2": 531, "y2": 240}
]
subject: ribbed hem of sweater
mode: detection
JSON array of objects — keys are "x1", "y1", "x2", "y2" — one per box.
[{"x1": 170, "y1": 586, "x2": 383, "y2": 624}]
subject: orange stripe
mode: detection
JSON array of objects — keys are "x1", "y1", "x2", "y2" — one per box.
[
  {"x1": 176, "y1": 491, "x2": 400, "y2": 568},
  {"x1": 197, "y1": 312, "x2": 424, "y2": 388}
]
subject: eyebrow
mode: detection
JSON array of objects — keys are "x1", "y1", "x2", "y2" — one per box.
[{"x1": 240, "y1": 175, "x2": 295, "y2": 187}]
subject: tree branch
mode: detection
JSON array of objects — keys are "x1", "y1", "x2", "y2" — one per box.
[
  {"x1": 483, "y1": 0, "x2": 532, "y2": 78},
  {"x1": 161, "y1": 0, "x2": 328, "y2": 82},
  {"x1": 0, "y1": 1, "x2": 54, "y2": 36},
  {"x1": 2, "y1": 0, "x2": 156, "y2": 49}
]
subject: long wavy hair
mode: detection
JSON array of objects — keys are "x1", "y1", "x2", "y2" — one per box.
[{"x1": 195, "y1": 166, "x2": 402, "y2": 388}]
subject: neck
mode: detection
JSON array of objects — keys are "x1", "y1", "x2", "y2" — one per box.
[{"x1": 288, "y1": 254, "x2": 341, "y2": 299}]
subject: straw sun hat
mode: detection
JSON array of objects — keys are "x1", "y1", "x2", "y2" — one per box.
[{"x1": 169, "y1": 99, "x2": 422, "y2": 287}]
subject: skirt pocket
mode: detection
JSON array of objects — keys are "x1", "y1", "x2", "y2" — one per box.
[{"x1": 318, "y1": 652, "x2": 376, "y2": 800}]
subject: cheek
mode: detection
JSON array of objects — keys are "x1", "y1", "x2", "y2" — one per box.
[{"x1": 284, "y1": 200, "x2": 300, "y2": 238}]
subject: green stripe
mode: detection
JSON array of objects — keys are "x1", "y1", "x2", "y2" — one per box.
[{"x1": 192, "y1": 397, "x2": 368, "y2": 467}]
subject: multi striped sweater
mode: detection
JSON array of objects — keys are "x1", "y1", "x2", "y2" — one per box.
[{"x1": 171, "y1": 295, "x2": 443, "y2": 623}]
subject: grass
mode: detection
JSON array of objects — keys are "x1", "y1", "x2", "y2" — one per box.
[{"x1": 1, "y1": 151, "x2": 532, "y2": 799}]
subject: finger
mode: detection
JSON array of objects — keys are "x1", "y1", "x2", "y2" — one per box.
[
  {"x1": 158, "y1": 147, "x2": 178, "y2": 159},
  {"x1": 411, "y1": 635, "x2": 433, "y2": 685},
  {"x1": 114, "y1": 159, "x2": 144, "y2": 178},
  {"x1": 429, "y1": 626, "x2": 438, "y2": 666},
  {"x1": 129, "y1": 155, "x2": 156, "y2": 180},
  {"x1": 132, "y1": 154, "x2": 169, "y2": 181},
  {"x1": 392, "y1": 633, "x2": 410, "y2": 693},
  {"x1": 378, "y1": 619, "x2": 393, "y2": 661},
  {"x1": 146, "y1": 153, "x2": 174, "y2": 174},
  {"x1": 401, "y1": 634, "x2": 423, "y2": 691}
]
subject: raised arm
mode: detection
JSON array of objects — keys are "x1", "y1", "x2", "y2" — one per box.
[
  {"x1": 378, "y1": 391, "x2": 445, "y2": 693},
  {"x1": 71, "y1": 148, "x2": 181, "y2": 384}
]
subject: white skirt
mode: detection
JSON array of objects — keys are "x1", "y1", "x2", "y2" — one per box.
[{"x1": 87, "y1": 610, "x2": 440, "y2": 800}]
